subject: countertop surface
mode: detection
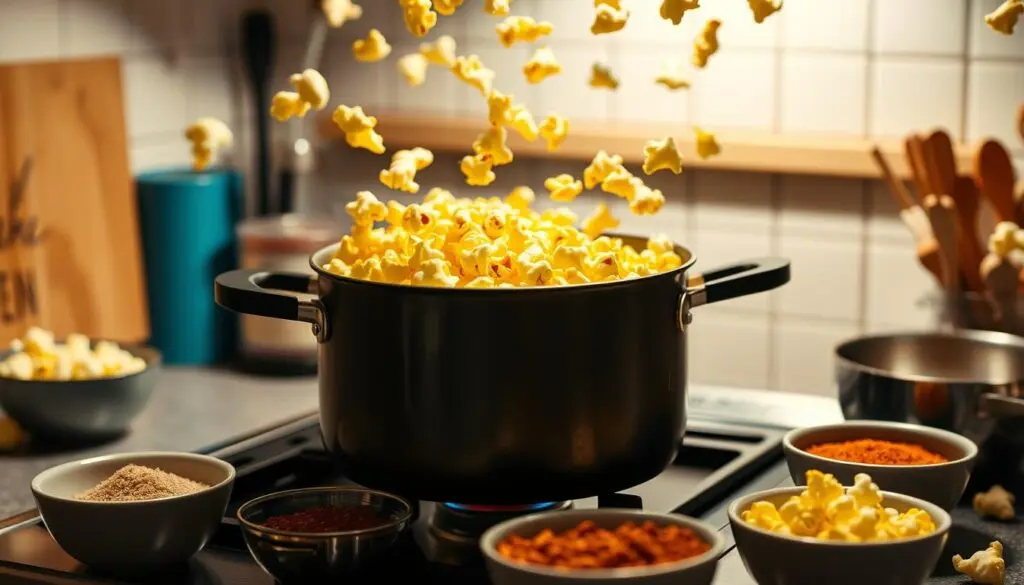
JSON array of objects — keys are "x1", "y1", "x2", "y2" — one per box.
[{"x1": 0, "y1": 368, "x2": 319, "y2": 519}]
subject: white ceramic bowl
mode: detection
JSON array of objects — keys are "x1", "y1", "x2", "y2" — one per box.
[
  {"x1": 728, "y1": 486, "x2": 952, "y2": 585},
  {"x1": 480, "y1": 508, "x2": 726, "y2": 585},
  {"x1": 31, "y1": 451, "x2": 235, "y2": 574},
  {"x1": 783, "y1": 421, "x2": 978, "y2": 511}
]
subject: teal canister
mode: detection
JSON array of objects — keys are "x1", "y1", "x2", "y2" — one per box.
[{"x1": 136, "y1": 169, "x2": 242, "y2": 365}]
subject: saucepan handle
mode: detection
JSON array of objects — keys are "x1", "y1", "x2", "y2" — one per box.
[
  {"x1": 979, "y1": 393, "x2": 1024, "y2": 419},
  {"x1": 689, "y1": 257, "x2": 791, "y2": 307},
  {"x1": 214, "y1": 269, "x2": 330, "y2": 343}
]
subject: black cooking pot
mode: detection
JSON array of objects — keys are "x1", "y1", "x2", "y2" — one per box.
[{"x1": 214, "y1": 235, "x2": 789, "y2": 504}]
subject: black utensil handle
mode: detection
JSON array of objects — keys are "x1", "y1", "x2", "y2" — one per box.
[
  {"x1": 697, "y1": 257, "x2": 790, "y2": 305},
  {"x1": 214, "y1": 269, "x2": 315, "y2": 321},
  {"x1": 278, "y1": 169, "x2": 296, "y2": 214},
  {"x1": 241, "y1": 10, "x2": 276, "y2": 217}
]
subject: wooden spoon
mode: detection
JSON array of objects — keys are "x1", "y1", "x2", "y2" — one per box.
[
  {"x1": 953, "y1": 176, "x2": 986, "y2": 293},
  {"x1": 904, "y1": 135, "x2": 933, "y2": 201},
  {"x1": 925, "y1": 194, "x2": 960, "y2": 301},
  {"x1": 925, "y1": 130, "x2": 958, "y2": 197},
  {"x1": 1017, "y1": 103, "x2": 1024, "y2": 146},
  {"x1": 973, "y1": 140, "x2": 1017, "y2": 223}
]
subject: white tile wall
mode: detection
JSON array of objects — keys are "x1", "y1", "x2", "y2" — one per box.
[{"x1": 4, "y1": 0, "x2": 1021, "y2": 396}]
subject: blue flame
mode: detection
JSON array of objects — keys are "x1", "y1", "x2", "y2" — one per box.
[{"x1": 442, "y1": 502, "x2": 559, "y2": 512}]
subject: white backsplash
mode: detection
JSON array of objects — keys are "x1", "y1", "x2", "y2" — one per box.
[{"x1": 2, "y1": 0, "x2": 1022, "y2": 396}]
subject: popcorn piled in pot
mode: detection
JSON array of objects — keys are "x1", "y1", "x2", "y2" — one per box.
[
  {"x1": 0, "y1": 328, "x2": 146, "y2": 381},
  {"x1": 325, "y1": 188, "x2": 683, "y2": 288},
  {"x1": 741, "y1": 470, "x2": 937, "y2": 542}
]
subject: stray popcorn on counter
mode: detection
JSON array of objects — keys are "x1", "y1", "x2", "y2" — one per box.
[
  {"x1": 741, "y1": 470, "x2": 937, "y2": 542},
  {"x1": 692, "y1": 19, "x2": 721, "y2": 69},
  {"x1": 538, "y1": 114, "x2": 569, "y2": 152},
  {"x1": 400, "y1": 0, "x2": 437, "y2": 37},
  {"x1": 953, "y1": 541, "x2": 1005, "y2": 585},
  {"x1": 660, "y1": 0, "x2": 700, "y2": 25},
  {"x1": 398, "y1": 53, "x2": 430, "y2": 86},
  {"x1": 332, "y1": 105, "x2": 386, "y2": 154},
  {"x1": 986, "y1": 0, "x2": 1024, "y2": 35},
  {"x1": 747, "y1": 0, "x2": 783, "y2": 24},
  {"x1": 184, "y1": 117, "x2": 233, "y2": 171},
  {"x1": 353, "y1": 29, "x2": 392, "y2": 62},
  {"x1": 380, "y1": 148, "x2": 435, "y2": 193},
  {"x1": 523, "y1": 46, "x2": 562, "y2": 84},
  {"x1": 655, "y1": 61, "x2": 690, "y2": 90},
  {"x1": 694, "y1": 127, "x2": 721, "y2": 160},
  {"x1": 0, "y1": 328, "x2": 147, "y2": 381},
  {"x1": 321, "y1": 0, "x2": 362, "y2": 27},
  {"x1": 420, "y1": 35, "x2": 458, "y2": 67},
  {"x1": 545, "y1": 174, "x2": 584, "y2": 202},
  {"x1": 591, "y1": 0, "x2": 629, "y2": 35},
  {"x1": 643, "y1": 137, "x2": 683, "y2": 175},
  {"x1": 589, "y1": 63, "x2": 619, "y2": 90},
  {"x1": 973, "y1": 485, "x2": 1016, "y2": 521},
  {"x1": 496, "y1": 16, "x2": 554, "y2": 47}
]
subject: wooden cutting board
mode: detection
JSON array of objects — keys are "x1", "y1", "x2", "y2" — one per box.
[{"x1": 0, "y1": 56, "x2": 149, "y2": 344}]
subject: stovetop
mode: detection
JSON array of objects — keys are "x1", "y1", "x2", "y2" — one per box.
[{"x1": 0, "y1": 388, "x2": 1018, "y2": 585}]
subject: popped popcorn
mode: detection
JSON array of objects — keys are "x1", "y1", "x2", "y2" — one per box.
[
  {"x1": 472, "y1": 125, "x2": 514, "y2": 165},
  {"x1": 695, "y1": 127, "x2": 721, "y2": 159},
  {"x1": 523, "y1": 46, "x2": 562, "y2": 84},
  {"x1": 452, "y1": 55, "x2": 496, "y2": 95},
  {"x1": 353, "y1": 29, "x2": 392, "y2": 62},
  {"x1": 660, "y1": 0, "x2": 700, "y2": 25},
  {"x1": 584, "y1": 150, "x2": 625, "y2": 189},
  {"x1": 0, "y1": 328, "x2": 147, "y2": 381},
  {"x1": 538, "y1": 114, "x2": 569, "y2": 152},
  {"x1": 973, "y1": 485, "x2": 1016, "y2": 521},
  {"x1": 988, "y1": 221, "x2": 1024, "y2": 257},
  {"x1": 986, "y1": 0, "x2": 1024, "y2": 35},
  {"x1": 741, "y1": 470, "x2": 937, "y2": 542},
  {"x1": 643, "y1": 137, "x2": 683, "y2": 175},
  {"x1": 953, "y1": 542, "x2": 1005, "y2": 585},
  {"x1": 331, "y1": 105, "x2": 386, "y2": 154},
  {"x1": 324, "y1": 187, "x2": 683, "y2": 288},
  {"x1": 747, "y1": 0, "x2": 782, "y2": 24},
  {"x1": 184, "y1": 117, "x2": 233, "y2": 171},
  {"x1": 591, "y1": 0, "x2": 629, "y2": 35},
  {"x1": 545, "y1": 174, "x2": 584, "y2": 202},
  {"x1": 398, "y1": 53, "x2": 430, "y2": 86},
  {"x1": 380, "y1": 148, "x2": 435, "y2": 193},
  {"x1": 420, "y1": 35, "x2": 458, "y2": 67},
  {"x1": 630, "y1": 184, "x2": 667, "y2": 216},
  {"x1": 484, "y1": 0, "x2": 513, "y2": 16},
  {"x1": 433, "y1": 0, "x2": 464, "y2": 16},
  {"x1": 270, "y1": 91, "x2": 309, "y2": 122},
  {"x1": 322, "y1": 0, "x2": 362, "y2": 28},
  {"x1": 589, "y1": 63, "x2": 619, "y2": 90},
  {"x1": 460, "y1": 154, "x2": 497, "y2": 186},
  {"x1": 399, "y1": 0, "x2": 437, "y2": 37},
  {"x1": 289, "y1": 68, "x2": 331, "y2": 110},
  {"x1": 693, "y1": 19, "x2": 721, "y2": 69},
  {"x1": 655, "y1": 61, "x2": 689, "y2": 90},
  {"x1": 496, "y1": 16, "x2": 554, "y2": 47}
]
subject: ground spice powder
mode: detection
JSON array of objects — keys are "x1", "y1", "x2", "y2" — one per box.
[
  {"x1": 76, "y1": 464, "x2": 210, "y2": 502},
  {"x1": 805, "y1": 438, "x2": 948, "y2": 465},
  {"x1": 498, "y1": 520, "x2": 711, "y2": 569},
  {"x1": 262, "y1": 506, "x2": 387, "y2": 532}
]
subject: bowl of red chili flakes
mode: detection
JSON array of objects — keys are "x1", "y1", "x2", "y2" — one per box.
[
  {"x1": 783, "y1": 421, "x2": 978, "y2": 511},
  {"x1": 236, "y1": 486, "x2": 413, "y2": 582},
  {"x1": 480, "y1": 509, "x2": 725, "y2": 585}
]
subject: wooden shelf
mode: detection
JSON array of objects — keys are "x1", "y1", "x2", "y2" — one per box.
[{"x1": 317, "y1": 112, "x2": 974, "y2": 180}]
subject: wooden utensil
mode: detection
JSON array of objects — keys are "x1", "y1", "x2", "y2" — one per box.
[
  {"x1": 952, "y1": 176, "x2": 987, "y2": 293},
  {"x1": 0, "y1": 56, "x2": 148, "y2": 344},
  {"x1": 1017, "y1": 103, "x2": 1024, "y2": 146},
  {"x1": 981, "y1": 253, "x2": 1019, "y2": 329},
  {"x1": 904, "y1": 134, "x2": 933, "y2": 201},
  {"x1": 925, "y1": 194, "x2": 960, "y2": 301},
  {"x1": 973, "y1": 139, "x2": 1017, "y2": 223},
  {"x1": 925, "y1": 129, "x2": 958, "y2": 198}
]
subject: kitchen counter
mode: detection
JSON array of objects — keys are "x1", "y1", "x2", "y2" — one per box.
[{"x1": 0, "y1": 368, "x2": 319, "y2": 518}]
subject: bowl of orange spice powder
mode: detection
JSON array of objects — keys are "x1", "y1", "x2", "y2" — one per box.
[
  {"x1": 480, "y1": 509, "x2": 725, "y2": 585},
  {"x1": 783, "y1": 421, "x2": 979, "y2": 511}
]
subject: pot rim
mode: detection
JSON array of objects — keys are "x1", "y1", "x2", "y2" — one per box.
[{"x1": 307, "y1": 232, "x2": 698, "y2": 293}]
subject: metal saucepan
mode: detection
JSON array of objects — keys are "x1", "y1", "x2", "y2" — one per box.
[
  {"x1": 836, "y1": 330, "x2": 1024, "y2": 446},
  {"x1": 214, "y1": 235, "x2": 790, "y2": 504}
]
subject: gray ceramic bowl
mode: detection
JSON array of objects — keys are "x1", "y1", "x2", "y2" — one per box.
[
  {"x1": 0, "y1": 345, "x2": 161, "y2": 441},
  {"x1": 728, "y1": 486, "x2": 951, "y2": 585},
  {"x1": 31, "y1": 451, "x2": 234, "y2": 573},
  {"x1": 237, "y1": 486, "x2": 413, "y2": 583},
  {"x1": 783, "y1": 421, "x2": 978, "y2": 511},
  {"x1": 480, "y1": 509, "x2": 726, "y2": 585}
]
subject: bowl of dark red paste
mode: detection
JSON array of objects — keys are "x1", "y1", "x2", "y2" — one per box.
[
  {"x1": 236, "y1": 486, "x2": 413, "y2": 582},
  {"x1": 783, "y1": 420, "x2": 979, "y2": 511},
  {"x1": 480, "y1": 509, "x2": 725, "y2": 584}
]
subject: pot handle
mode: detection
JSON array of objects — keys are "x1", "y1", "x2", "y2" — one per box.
[
  {"x1": 979, "y1": 393, "x2": 1024, "y2": 419},
  {"x1": 677, "y1": 258, "x2": 790, "y2": 332},
  {"x1": 214, "y1": 269, "x2": 330, "y2": 343}
]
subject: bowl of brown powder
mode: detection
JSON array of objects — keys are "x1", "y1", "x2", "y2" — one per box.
[{"x1": 31, "y1": 451, "x2": 234, "y2": 573}]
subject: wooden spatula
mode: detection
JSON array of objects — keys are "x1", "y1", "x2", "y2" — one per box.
[
  {"x1": 925, "y1": 130, "x2": 958, "y2": 197},
  {"x1": 905, "y1": 135, "x2": 934, "y2": 201},
  {"x1": 974, "y1": 140, "x2": 1017, "y2": 223},
  {"x1": 925, "y1": 194, "x2": 960, "y2": 301},
  {"x1": 953, "y1": 176, "x2": 986, "y2": 292}
]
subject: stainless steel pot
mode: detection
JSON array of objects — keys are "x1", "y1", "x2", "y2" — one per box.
[
  {"x1": 836, "y1": 330, "x2": 1024, "y2": 446},
  {"x1": 214, "y1": 236, "x2": 790, "y2": 504}
]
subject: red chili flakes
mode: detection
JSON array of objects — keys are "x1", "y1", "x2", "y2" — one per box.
[
  {"x1": 262, "y1": 506, "x2": 387, "y2": 533},
  {"x1": 496, "y1": 520, "x2": 711, "y2": 570}
]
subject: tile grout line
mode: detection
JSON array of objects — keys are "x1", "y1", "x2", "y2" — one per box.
[
  {"x1": 958, "y1": 0, "x2": 972, "y2": 143},
  {"x1": 862, "y1": 0, "x2": 875, "y2": 139}
]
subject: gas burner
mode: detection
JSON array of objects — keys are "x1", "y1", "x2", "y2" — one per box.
[{"x1": 420, "y1": 500, "x2": 573, "y2": 566}]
